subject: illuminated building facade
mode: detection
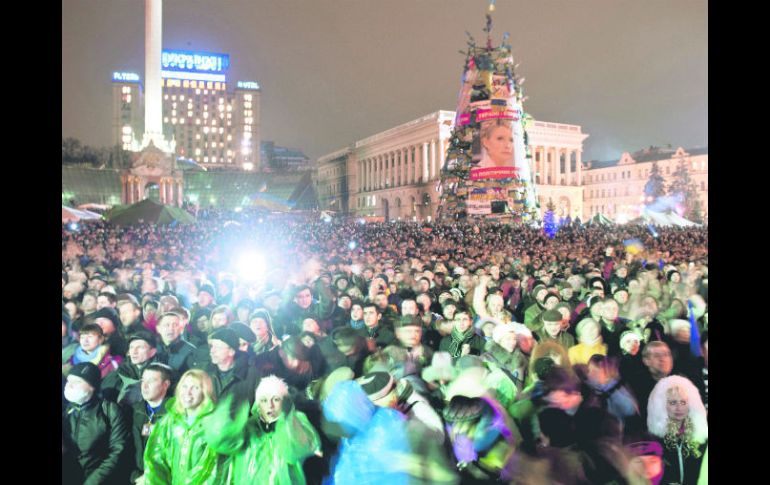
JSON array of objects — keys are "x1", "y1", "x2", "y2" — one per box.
[
  {"x1": 583, "y1": 146, "x2": 708, "y2": 222},
  {"x1": 112, "y1": 49, "x2": 261, "y2": 171},
  {"x1": 316, "y1": 111, "x2": 589, "y2": 221}
]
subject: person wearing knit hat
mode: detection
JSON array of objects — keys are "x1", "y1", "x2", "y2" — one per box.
[
  {"x1": 357, "y1": 371, "x2": 397, "y2": 407},
  {"x1": 89, "y1": 307, "x2": 128, "y2": 358},
  {"x1": 63, "y1": 362, "x2": 131, "y2": 484},
  {"x1": 201, "y1": 327, "x2": 261, "y2": 407},
  {"x1": 568, "y1": 318, "x2": 608, "y2": 366},
  {"x1": 67, "y1": 362, "x2": 102, "y2": 393},
  {"x1": 199, "y1": 373, "x2": 321, "y2": 485},
  {"x1": 229, "y1": 322, "x2": 257, "y2": 352}
]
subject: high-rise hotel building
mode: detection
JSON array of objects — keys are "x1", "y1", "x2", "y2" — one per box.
[{"x1": 112, "y1": 49, "x2": 261, "y2": 171}]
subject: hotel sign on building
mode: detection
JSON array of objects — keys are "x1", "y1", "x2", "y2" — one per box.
[{"x1": 112, "y1": 49, "x2": 261, "y2": 171}]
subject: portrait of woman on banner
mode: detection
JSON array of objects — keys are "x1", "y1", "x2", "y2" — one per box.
[{"x1": 474, "y1": 119, "x2": 515, "y2": 170}]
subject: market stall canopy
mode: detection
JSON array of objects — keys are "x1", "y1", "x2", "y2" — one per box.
[
  {"x1": 106, "y1": 199, "x2": 196, "y2": 226},
  {"x1": 62, "y1": 205, "x2": 102, "y2": 223},
  {"x1": 586, "y1": 213, "x2": 614, "y2": 226}
]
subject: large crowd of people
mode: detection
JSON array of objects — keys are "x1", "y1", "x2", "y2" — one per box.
[{"x1": 62, "y1": 210, "x2": 708, "y2": 484}]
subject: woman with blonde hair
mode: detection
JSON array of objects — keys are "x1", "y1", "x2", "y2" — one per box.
[
  {"x1": 144, "y1": 369, "x2": 221, "y2": 484},
  {"x1": 647, "y1": 375, "x2": 707, "y2": 485},
  {"x1": 476, "y1": 119, "x2": 514, "y2": 169}
]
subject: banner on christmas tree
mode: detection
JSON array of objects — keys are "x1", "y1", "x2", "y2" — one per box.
[{"x1": 437, "y1": 10, "x2": 539, "y2": 224}]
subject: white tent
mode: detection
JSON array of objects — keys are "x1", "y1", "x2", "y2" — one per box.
[
  {"x1": 62, "y1": 206, "x2": 102, "y2": 223},
  {"x1": 629, "y1": 210, "x2": 700, "y2": 227}
]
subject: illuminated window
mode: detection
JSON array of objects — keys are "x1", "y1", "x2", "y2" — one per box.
[
  {"x1": 204, "y1": 157, "x2": 209, "y2": 163},
  {"x1": 196, "y1": 89, "x2": 201, "y2": 95},
  {"x1": 227, "y1": 105, "x2": 233, "y2": 112},
  {"x1": 244, "y1": 132, "x2": 252, "y2": 140},
  {"x1": 227, "y1": 135, "x2": 232, "y2": 141},
  {"x1": 244, "y1": 94, "x2": 252, "y2": 101},
  {"x1": 164, "y1": 117, "x2": 169, "y2": 122},
  {"x1": 180, "y1": 95, "x2": 185, "y2": 101},
  {"x1": 219, "y1": 127, "x2": 224, "y2": 134},
  {"x1": 196, "y1": 119, "x2": 200, "y2": 125},
  {"x1": 164, "y1": 94, "x2": 168, "y2": 100},
  {"x1": 171, "y1": 118, "x2": 177, "y2": 124},
  {"x1": 204, "y1": 127, "x2": 210, "y2": 134},
  {"x1": 172, "y1": 95, "x2": 177, "y2": 101},
  {"x1": 195, "y1": 148, "x2": 201, "y2": 155},
  {"x1": 187, "y1": 111, "x2": 193, "y2": 117},
  {"x1": 171, "y1": 110, "x2": 176, "y2": 116},
  {"x1": 204, "y1": 90, "x2": 209, "y2": 95},
  {"x1": 244, "y1": 101, "x2": 252, "y2": 109},
  {"x1": 218, "y1": 105, "x2": 225, "y2": 112},
  {"x1": 180, "y1": 118, "x2": 185, "y2": 124},
  {"x1": 203, "y1": 112, "x2": 209, "y2": 119}
]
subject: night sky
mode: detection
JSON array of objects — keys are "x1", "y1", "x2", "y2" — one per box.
[{"x1": 62, "y1": 0, "x2": 707, "y2": 163}]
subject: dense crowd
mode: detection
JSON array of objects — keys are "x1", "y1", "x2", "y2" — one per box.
[{"x1": 62, "y1": 211, "x2": 708, "y2": 485}]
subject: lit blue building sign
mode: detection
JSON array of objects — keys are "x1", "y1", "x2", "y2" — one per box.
[
  {"x1": 161, "y1": 49, "x2": 229, "y2": 73},
  {"x1": 113, "y1": 72, "x2": 140, "y2": 83},
  {"x1": 237, "y1": 81, "x2": 260, "y2": 90}
]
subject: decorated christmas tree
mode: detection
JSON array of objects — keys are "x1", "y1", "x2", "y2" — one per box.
[
  {"x1": 643, "y1": 160, "x2": 667, "y2": 204},
  {"x1": 436, "y1": 1, "x2": 539, "y2": 224}
]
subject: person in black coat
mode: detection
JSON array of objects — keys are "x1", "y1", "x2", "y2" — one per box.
[
  {"x1": 101, "y1": 331, "x2": 162, "y2": 407},
  {"x1": 62, "y1": 363, "x2": 131, "y2": 485},
  {"x1": 155, "y1": 311, "x2": 197, "y2": 375},
  {"x1": 128, "y1": 363, "x2": 173, "y2": 483},
  {"x1": 195, "y1": 328, "x2": 261, "y2": 408}
]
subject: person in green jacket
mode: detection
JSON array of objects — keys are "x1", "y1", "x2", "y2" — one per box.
[
  {"x1": 204, "y1": 375, "x2": 322, "y2": 485},
  {"x1": 143, "y1": 369, "x2": 222, "y2": 485}
]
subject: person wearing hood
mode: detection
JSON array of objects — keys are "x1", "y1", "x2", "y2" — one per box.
[
  {"x1": 248, "y1": 308, "x2": 280, "y2": 355},
  {"x1": 356, "y1": 371, "x2": 459, "y2": 485},
  {"x1": 62, "y1": 362, "x2": 131, "y2": 485},
  {"x1": 143, "y1": 369, "x2": 222, "y2": 485},
  {"x1": 322, "y1": 380, "x2": 412, "y2": 485},
  {"x1": 646, "y1": 375, "x2": 708, "y2": 485},
  {"x1": 204, "y1": 376, "x2": 322, "y2": 485},
  {"x1": 567, "y1": 318, "x2": 608, "y2": 366}
]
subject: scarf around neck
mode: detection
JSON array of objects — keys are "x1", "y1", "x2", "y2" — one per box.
[
  {"x1": 448, "y1": 326, "x2": 475, "y2": 357},
  {"x1": 73, "y1": 344, "x2": 109, "y2": 365}
]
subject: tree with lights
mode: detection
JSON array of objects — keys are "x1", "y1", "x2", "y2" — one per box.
[
  {"x1": 643, "y1": 161, "x2": 667, "y2": 204},
  {"x1": 668, "y1": 158, "x2": 703, "y2": 222},
  {"x1": 543, "y1": 198, "x2": 557, "y2": 239}
]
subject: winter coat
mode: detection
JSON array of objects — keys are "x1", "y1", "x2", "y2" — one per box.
[
  {"x1": 535, "y1": 330, "x2": 575, "y2": 350},
  {"x1": 156, "y1": 337, "x2": 197, "y2": 375},
  {"x1": 482, "y1": 342, "x2": 529, "y2": 392},
  {"x1": 101, "y1": 356, "x2": 163, "y2": 407},
  {"x1": 568, "y1": 341, "x2": 608, "y2": 366},
  {"x1": 66, "y1": 345, "x2": 122, "y2": 379},
  {"x1": 199, "y1": 353, "x2": 261, "y2": 408},
  {"x1": 355, "y1": 324, "x2": 396, "y2": 349},
  {"x1": 62, "y1": 397, "x2": 131, "y2": 485},
  {"x1": 659, "y1": 439, "x2": 707, "y2": 485},
  {"x1": 143, "y1": 398, "x2": 221, "y2": 485},
  {"x1": 438, "y1": 332, "x2": 486, "y2": 358},
  {"x1": 204, "y1": 398, "x2": 321, "y2": 485},
  {"x1": 129, "y1": 398, "x2": 168, "y2": 481}
]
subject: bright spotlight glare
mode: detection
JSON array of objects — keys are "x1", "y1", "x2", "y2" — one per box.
[
  {"x1": 348, "y1": 241, "x2": 357, "y2": 250},
  {"x1": 237, "y1": 251, "x2": 266, "y2": 281},
  {"x1": 68, "y1": 222, "x2": 79, "y2": 231}
]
